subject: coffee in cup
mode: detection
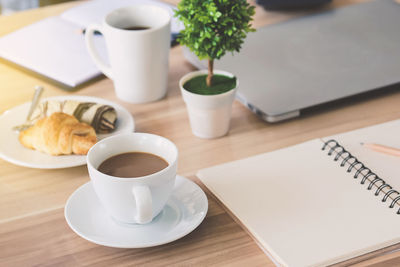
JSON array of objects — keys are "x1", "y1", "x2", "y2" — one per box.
[
  {"x1": 97, "y1": 152, "x2": 169, "y2": 178},
  {"x1": 120, "y1": 26, "x2": 150, "y2": 31}
]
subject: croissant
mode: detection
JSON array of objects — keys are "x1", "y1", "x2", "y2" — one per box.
[
  {"x1": 19, "y1": 112, "x2": 97, "y2": 155},
  {"x1": 29, "y1": 100, "x2": 117, "y2": 133}
]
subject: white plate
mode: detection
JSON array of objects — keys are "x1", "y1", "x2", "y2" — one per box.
[
  {"x1": 64, "y1": 175, "x2": 208, "y2": 248},
  {"x1": 0, "y1": 95, "x2": 134, "y2": 169}
]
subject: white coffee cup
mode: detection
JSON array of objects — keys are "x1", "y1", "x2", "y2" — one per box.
[
  {"x1": 87, "y1": 133, "x2": 178, "y2": 224},
  {"x1": 85, "y1": 5, "x2": 171, "y2": 103}
]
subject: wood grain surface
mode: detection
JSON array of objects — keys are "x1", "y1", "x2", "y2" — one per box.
[{"x1": 1, "y1": 0, "x2": 399, "y2": 266}]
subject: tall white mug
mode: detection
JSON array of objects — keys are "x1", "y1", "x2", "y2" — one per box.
[{"x1": 85, "y1": 5, "x2": 171, "y2": 103}]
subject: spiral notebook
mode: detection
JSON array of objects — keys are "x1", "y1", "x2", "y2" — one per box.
[{"x1": 197, "y1": 119, "x2": 400, "y2": 267}]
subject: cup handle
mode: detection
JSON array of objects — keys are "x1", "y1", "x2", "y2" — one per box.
[
  {"x1": 84, "y1": 24, "x2": 113, "y2": 79},
  {"x1": 132, "y1": 185, "x2": 152, "y2": 224}
]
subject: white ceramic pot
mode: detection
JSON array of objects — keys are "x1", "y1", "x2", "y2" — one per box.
[{"x1": 179, "y1": 70, "x2": 238, "y2": 139}]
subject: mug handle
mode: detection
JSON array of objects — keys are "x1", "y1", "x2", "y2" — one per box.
[
  {"x1": 132, "y1": 185, "x2": 153, "y2": 224},
  {"x1": 84, "y1": 24, "x2": 113, "y2": 79}
]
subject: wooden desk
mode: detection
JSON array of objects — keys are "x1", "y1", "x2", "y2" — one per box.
[{"x1": 1, "y1": 1, "x2": 399, "y2": 266}]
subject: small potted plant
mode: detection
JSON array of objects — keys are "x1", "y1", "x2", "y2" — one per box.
[{"x1": 175, "y1": 0, "x2": 255, "y2": 139}]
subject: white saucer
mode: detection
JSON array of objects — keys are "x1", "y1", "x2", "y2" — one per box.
[
  {"x1": 64, "y1": 175, "x2": 208, "y2": 248},
  {"x1": 0, "y1": 95, "x2": 134, "y2": 169}
]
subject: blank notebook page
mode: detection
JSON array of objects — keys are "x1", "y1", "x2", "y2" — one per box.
[{"x1": 197, "y1": 139, "x2": 400, "y2": 267}]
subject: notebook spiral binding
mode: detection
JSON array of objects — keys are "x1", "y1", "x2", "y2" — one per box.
[{"x1": 322, "y1": 139, "x2": 400, "y2": 215}]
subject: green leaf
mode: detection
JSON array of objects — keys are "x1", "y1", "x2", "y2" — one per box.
[{"x1": 175, "y1": 0, "x2": 256, "y2": 61}]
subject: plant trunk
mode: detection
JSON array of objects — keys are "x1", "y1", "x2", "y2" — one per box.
[{"x1": 206, "y1": 59, "x2": 214, "y2": 87}]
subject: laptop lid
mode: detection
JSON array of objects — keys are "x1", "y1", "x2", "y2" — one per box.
[{"x1": 183, "y1": 0, "x2": 400, "y2": 122}]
